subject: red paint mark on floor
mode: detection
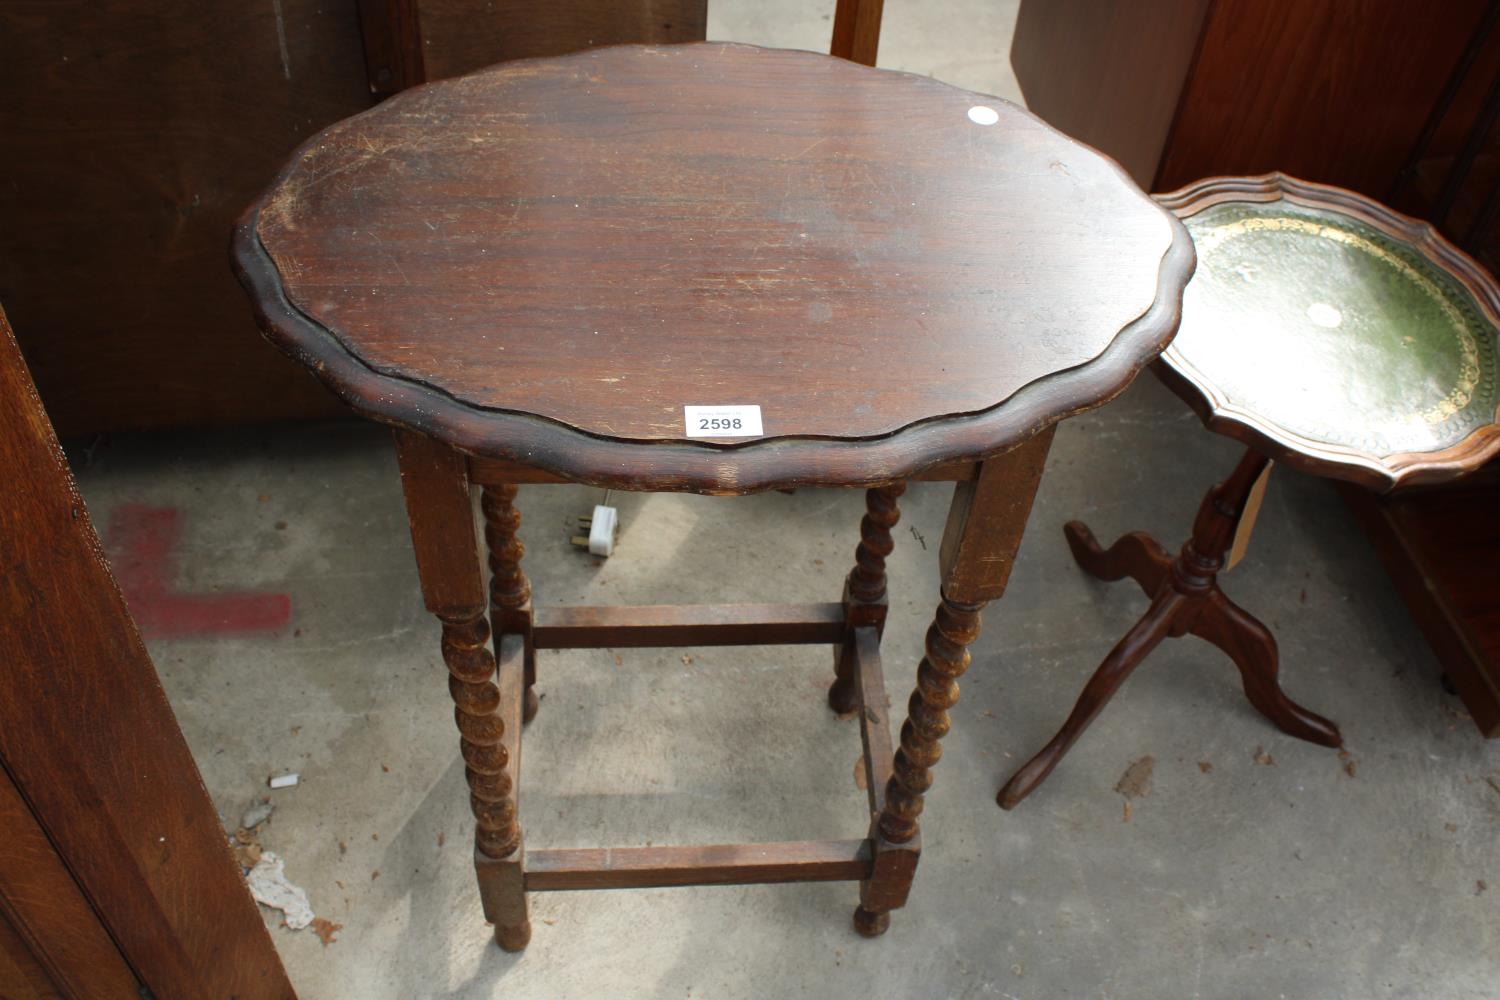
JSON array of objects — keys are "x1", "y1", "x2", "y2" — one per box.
[{"x1": 104, "y1": 504, "x2": 292, "y2": 639}]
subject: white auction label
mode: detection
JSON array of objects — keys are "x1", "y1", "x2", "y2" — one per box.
[{"x1": 684, "y1": 405, "x2": 763, "y2": 438}]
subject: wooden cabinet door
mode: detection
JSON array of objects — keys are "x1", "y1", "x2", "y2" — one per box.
[{"x1": 0, "y1": 305, "x2": 297, "y2": 999}]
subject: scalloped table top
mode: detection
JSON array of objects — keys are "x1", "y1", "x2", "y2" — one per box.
[
  {"x1": 234, "y1": 42, "x2": 1193, "y2": 492},
  {"x1": 1156, "y1": 174, "x2": 1500, "y2": 492}
]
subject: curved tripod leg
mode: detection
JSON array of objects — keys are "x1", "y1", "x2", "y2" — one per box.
[
  {"x1": 1191, "y1": 589, "x2": 1342, "y2": 747},
  {"x1": 997, "y1": 590, "x2": 1187, "y2": 809},
  {"x1": 1064, "y1": 521, "x2": 1173, "y2": 599}
]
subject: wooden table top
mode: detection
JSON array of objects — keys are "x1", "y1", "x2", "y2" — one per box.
[
  {"x1": 1155, "y1": 174, "x2": 1500, "y2": 492},
  {"x1": 234, "y1": 43, "x2": 1193, "y2": 492}
]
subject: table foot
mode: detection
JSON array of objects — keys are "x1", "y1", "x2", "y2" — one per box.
[
  {"x1": 999, "y1": 448, "x2": 1342, "y2": 809},
  {"x1": 1192, "y1": 589, "x2": 1342, "y2": 747},
  {"x1": 997, "y1": 590, "x2": 1184, "y2": 809},
  {"x1": 853, "y1": 905, "x2": 890, "y2": 937},
  {"x1": 1064, "y1": 521, "x2": 1172, "y2": 598},
  {"x1": 494, "y1": 920, "x2": 532, "y2": 952}
]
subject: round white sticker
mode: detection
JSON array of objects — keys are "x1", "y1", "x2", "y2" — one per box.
[
  {"x1": 1306, "y1": 303, "x2": 1342, "y2": 328},
  {"x1": 967, "y1": 105, "x2": 999, "y2": 126}
]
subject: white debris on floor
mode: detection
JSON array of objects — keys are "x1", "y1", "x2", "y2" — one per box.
[{"x1": 247, "y1": 852, "x2": 315, "y2": 930}]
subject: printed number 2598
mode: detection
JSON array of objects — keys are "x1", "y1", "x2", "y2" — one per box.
[{"x1": 699, "y1": 417, "x2": 743, "y2": 430}]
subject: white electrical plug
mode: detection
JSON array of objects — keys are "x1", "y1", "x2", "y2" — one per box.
[
  {"x1": 586, "y1": 503, "x2": 617, "y2": 556},
  {"x1": 570, "y1": 499, "x2": 619, "y2": 557}
]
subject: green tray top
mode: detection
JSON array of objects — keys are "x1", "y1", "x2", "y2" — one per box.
[{"x1": 1166, "y1": 192, "x2": 1499, "y2": 470}]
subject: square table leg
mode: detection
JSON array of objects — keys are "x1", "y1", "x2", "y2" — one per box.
[
  {"x1": 856, "y1": 427, "x2": 1055, "y2": 935},
  {"x1": 394, "y1": 430, "x2": 530, "y2": 951}
]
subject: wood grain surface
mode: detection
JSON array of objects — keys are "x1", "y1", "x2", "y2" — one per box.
[
  {"x1": 0, "y1": 765, "x2": 141, "y2": 999},
  {"x1": 420, "y1": 0, "x2": 706, "y2": 80},
  {"x1": 236, "y1": 42, "x2": 1193, "y2": 493},
  {"x1": 0, "y1": 306, "x2": 296, "y2": 999},
  {"x1": 0, "y1": 0, "x2": 369, "y2": 434},
  {"x1": 1010, "y1": 0, "x2": 1212, "y2": 187},
  {"x1": 1154, "y1": 0, "x2": 1500, "y2": 195}
]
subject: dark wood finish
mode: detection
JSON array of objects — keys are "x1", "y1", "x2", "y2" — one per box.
[
  {"x1": 998, "y1": 448, "x2": 1344, "y2": 809},
  {"x1": 482, "y1": 484, "x2": 538, "y2": 722},
  {"x1": 1013, "y1": 0, "x2": 1500, "y2": 197},
  {"x1": 939, "y1": 428, "x2": 1056, "y2": 601},
  {"x1": 0, "y1": 765, "x2": 141, "y2": 1000},
  {"x1": 0, "y1": 0, "x2": 706, "y2": 435},
  {"x1": 1010, "y1": 0, "x2": 1213, "y2": 186},
  {"x1": 470, "y1": 455, "x2": 981, "y2": 486},
  {"x1": 0, "y1": 0, "x2": 369, "y2": 435},
  {"x1": 0, "y1": 908, "x2": 57, "y2": 1000},
  {"x1": 357, "y1": 0, "x2": 427, "y2": 96},
  {"x1": 525, "y1": 841, "x2": 873, "y2": 891},
  {"x1": 247, "y1": 40, "x2": 1188, "y2": 946},
  {"x1": 1158, "y1": 175, "x2": 1500, "y2": 737},
  {"x1": 830, "y1": 485, "x2": 903, "y2": 714},
  {"x1": 477, "y1": 634, "x2": 530, "y2": 950},
  {"x1": 1155, "y1": 174, "x2": 1500, "y2": 492},
  {"x1": 418, "y1": 0, "x2": 707, "y2": 81},
  {"x1": 853, "y1": 627, "x2": 896, "y2": 814},
  {"x1": 534, "y1": 603, "x2": 848, "y2": 649},
  {"x1": 1340, "y1": 474, "x2": 1500, "y2": 737},
  {"x1": 830, "y1": 0, "x2": 884, "y2": 67},
  {"x1": 1155, "y1": 1, "x2": 1500, "y2": 196},
  {"x1": 234, "y1": 42, "x2": 1194, "y2": 493},
  {"x1": 1012, "y1": 1, "x2": 1500, "y2": 739},
  {"x1": 858, "y1": 438, "x2": 1053, "y2": 935},
  {"x1": 0, "y1": 306, "x2": 295, "y2": 997},
  {"x1": 393, "y1": 429, "x2": 528, "y2": 950}
]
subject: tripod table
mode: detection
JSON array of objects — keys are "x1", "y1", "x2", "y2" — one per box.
[{"x1": 998, "y1": 173, "x2": 1500, "y2": 809}]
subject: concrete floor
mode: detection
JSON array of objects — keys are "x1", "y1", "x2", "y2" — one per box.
[{"x1": 66, "y1": 3, "x2": 1500, "y2": 998}]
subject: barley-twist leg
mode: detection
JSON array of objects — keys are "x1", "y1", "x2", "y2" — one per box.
[
  {"x1": 440, "y1": 611, "x2": 519, "y2": 860},
  {"x1": 830, "y1": 483, "x2": 905, "y2": 714},
  {"x1": 878, "y1": 594, "x2": 982, "y2": 844},
  {"x1": 849, "y1": 483, "x2": 904, "y2": 602},
  {"x1": 481, "y1": 485, "x2": 537, "y2": 722}
]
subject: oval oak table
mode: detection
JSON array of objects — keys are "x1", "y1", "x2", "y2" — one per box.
[
  {"x1": 233, "y1": 42, "x2": 1194, "y2": 949},
  {"x1": 998, "y1": 173, "x2": 1500, "y2": 809}
]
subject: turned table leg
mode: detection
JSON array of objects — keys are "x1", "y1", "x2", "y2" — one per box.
[
  {"x1": 856, "y1": 428, "x2": 1054, "y2": 936},
  {"x1": 831, "y1": 483, "x2": 905, "y2": 715},
  {"x1": 394, "y1": 431, "x2": 530, "y2": 951},
  {"x1": 482, "y1": 485, "x2": 538, "y2": 723},
  {"x1": 997, "y1": 446, "x2": 1342, "y2": 810}
]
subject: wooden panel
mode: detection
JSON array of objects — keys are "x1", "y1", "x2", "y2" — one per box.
[
  {"x1": 419, "y1": 0, "x2": 706, "y2": 80},
  {"x1": 852, "y1": 627, "x2": 894, "y2": 814},
  {"x1": 0, "y1": 0, "x2": 370, "y2": 435},
  {"x1": 1340, "y1": 476, "x2": 1500, "y2": 737},
  {"x1": 358, "y1": 0, "x2": 427, "y2": 96},
  {"x1": 0, "y1": 307, "x2": 296, "y2": 998},
  {"x1": 1010, "y1": 0, "x2": 1212, "y2": 187},
  {"x1": 0, "y1": 765, "x2": 141, "y2": 999},
  {"x1": 0, "y1": 908, "x2": 59, "y2": 1000},
  {"x1": 533, "y1": 603, "x2": 848, "y2": 648},
  {"x1": 1157, "y1": 0, "x2": 1495, "y2": 194},
  {"x1": 939, "y1": 427, "x2": 1055, "y2": 601},
  {"x1": 830, "y1": 0, "x2": 884, "y2": 67},
  {"x1": 526, "y1": 840, "x2": 873, "y2": 890},
  {"x1": 468, "y1": 455, "x2": 979, "y2": 485},
  {"x1": 393, "y1": 429, "x2": 485, "y2": 614}
]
